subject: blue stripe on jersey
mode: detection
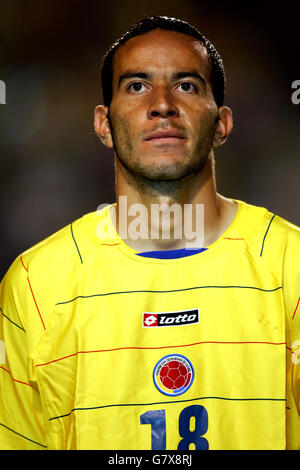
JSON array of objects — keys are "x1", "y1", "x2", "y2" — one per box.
[
  {"x1": 56, "y1": 285, "x2": 282, "y2": 306},
  {"x1": 136, "y1": 248, "x2": 207, "y2": 259},
  {"x1": 49, "y1": 395, "x2": 286, "y2": 421},
  {"x1": 70, "y1": 223, "x2": 83, "y2": 264},
  {"x1": 0, "y1": 307, "x2": 25, "y2": 332},
  {"x1": 260, "y1": 214, "x2": 276, "y2": 257}
]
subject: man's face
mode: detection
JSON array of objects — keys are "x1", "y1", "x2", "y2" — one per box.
[{"x1": 106, "y1": 29, "x2": 220, "y2": 181}]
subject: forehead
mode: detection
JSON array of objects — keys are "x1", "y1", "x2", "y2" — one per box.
[{"x1": 112, "y1": 29, "x2": 211, "y2": 82}]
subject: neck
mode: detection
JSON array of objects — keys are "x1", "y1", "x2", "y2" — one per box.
[{"x1": 112, "y1": 154, "x2": 237, "y2": 251}]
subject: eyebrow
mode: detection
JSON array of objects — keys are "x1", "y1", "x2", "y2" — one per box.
[
  {"x1": 173, "y1": 72, "x2": 206, "y2": 87},
  {"x1": 118, "y1": 72, "x2": 148, "y2": 88},
  {"x1": 118, "y1": 71, "x2": 207, "y2": 88}
]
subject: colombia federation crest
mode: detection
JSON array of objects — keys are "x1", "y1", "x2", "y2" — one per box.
[{"x1": 153, "y1": 354, "x2": 194, "y2": 396}]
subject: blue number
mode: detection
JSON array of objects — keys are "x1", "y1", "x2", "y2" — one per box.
[
  {"x1": 177, "y1": 405, "x2": 209, "y2": 450},
  {"x1": 140, "y1": 409, "x2": 166, "y2": 450},
  {"x1": 140, "y1": 405, "x2": 209, "y2": 450}
]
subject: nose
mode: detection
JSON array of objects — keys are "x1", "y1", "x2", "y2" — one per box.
[{"x1": 147, "y1": 86, "x2": 179, "y2": 119}]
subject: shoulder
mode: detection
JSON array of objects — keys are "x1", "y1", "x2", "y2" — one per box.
[
  {"x1": 258, "y1": 209, "x2": 300, "y2": 257},
  {"x1": 0, "y1": 211, "x2": 104, "y2": 331},
  {"x1": 227, "y1": 200, "x2": 300, "y2": 281},
  {"x1": 21, "y1": 210, "x2": 102, "y2": 269},
  {"x1": 233, "y1": 199, "x2": 300, "y2": 252},
  {"x1": 1, "y1": 211, "x2": 101, "y2": 297},
  {"x1": 1, "y1": 204, "x2": 119, "y2": 290}
]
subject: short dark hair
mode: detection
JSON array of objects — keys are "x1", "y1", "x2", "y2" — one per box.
[{"x1": 101, "y1": 15, "x2": 226, "y2": 108}]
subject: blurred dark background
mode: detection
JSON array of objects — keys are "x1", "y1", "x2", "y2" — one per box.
[{"x1": 0, "y1": 0, "x2": 299, "y2": 279}]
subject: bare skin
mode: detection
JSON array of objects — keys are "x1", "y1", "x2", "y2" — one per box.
[{"x1": 94, "y1": 29, "x2": 236, "y2": 250}]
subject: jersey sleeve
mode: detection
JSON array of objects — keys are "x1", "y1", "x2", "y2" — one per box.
[
  {"x1": 283, "y1": 223, "x2": 300, "y2": 442},
  {"x1": 0, "y1": 257, "x2": 48, "y2": 449}
]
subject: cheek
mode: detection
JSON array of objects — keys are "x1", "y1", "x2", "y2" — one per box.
[
  {"x1": 112, "y1": 109, "x2": 146, "y2": 144},
  {"x1": 109, "y1": 112, "x2": 137, "y2": 149},
  {"x1": 111, "y1": 98, "x2": 138, "y2": 122},
  {"x1": 110, "y1": 95, "x2": 145, "y2": 118},
  {"x1": 178, "y1": 97, "x2": 215, "y2": 121},
  {"x1": 189, "y1": 104, "x2": 218, "y2": 131}
]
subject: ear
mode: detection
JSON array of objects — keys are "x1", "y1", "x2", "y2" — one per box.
[
  {"x1": 213, "y1": 106, "x2": 233, "y2": 148},
  {"x1": 94, "y1": 105, "x2": 113, "y2": 148}
]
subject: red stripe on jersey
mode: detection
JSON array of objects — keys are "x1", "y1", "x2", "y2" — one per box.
[
  {"x1": 20, "y1": 256, "x2": 28, "y2": 272},
  {"x1": 26, "y1": 277, "x2": 46, "y2": 330},
  {"x1": 0, "y1": 366, "x2": 32, "y2": 388},
  {"x1": 292, "y1": 296, "x2": 300, "y2": 320},
  {"x1": 35, "y1": 340, "x2": 286, "y2": 368},
  {"x1": 223, "y1": 238, "x2": 245, "y2": 240},
  {"x1": 20, "y1": 256, "x2": 46, "y2": 330},
  {"x1": 100, "y1": 243, "x2": 121, "y2": 246}
]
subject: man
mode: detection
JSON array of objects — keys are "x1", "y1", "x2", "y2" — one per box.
[{"x1": 0, "y1": 16, "x2": 299, "y2": 450}]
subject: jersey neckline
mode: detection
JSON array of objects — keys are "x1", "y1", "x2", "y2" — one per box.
[{"x1": 93, "y1": 198, "x2": 264, "y2": 264}]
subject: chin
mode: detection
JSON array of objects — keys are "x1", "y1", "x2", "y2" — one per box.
[{"x1": 139, "y1": 164, "x2": 192, "y2": 181}]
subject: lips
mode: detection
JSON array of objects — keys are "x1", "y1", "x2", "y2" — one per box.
[{"x1": 144, "y1": 129, "x2": 185, "y2": 141}]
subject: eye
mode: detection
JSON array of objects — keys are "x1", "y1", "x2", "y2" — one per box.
[
  {"x1": 128, "y1": 82, "x2": 148, "y2": 93},
  {"x1": 177, "y1": 82, "x2": 197, "y2": 93}
]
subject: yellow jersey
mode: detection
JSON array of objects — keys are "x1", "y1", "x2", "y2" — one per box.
[{"x1": 0, "y1": 199, "x2": 299, "y2": 450}]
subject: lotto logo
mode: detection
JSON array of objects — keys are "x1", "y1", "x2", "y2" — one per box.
[{"x1": 143, "y1": 309, "x2": 199, "y2": 328}]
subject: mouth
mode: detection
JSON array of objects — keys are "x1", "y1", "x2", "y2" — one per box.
[{"x1": 143, "y1": 129, "x2": 186, "y2": 143}]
